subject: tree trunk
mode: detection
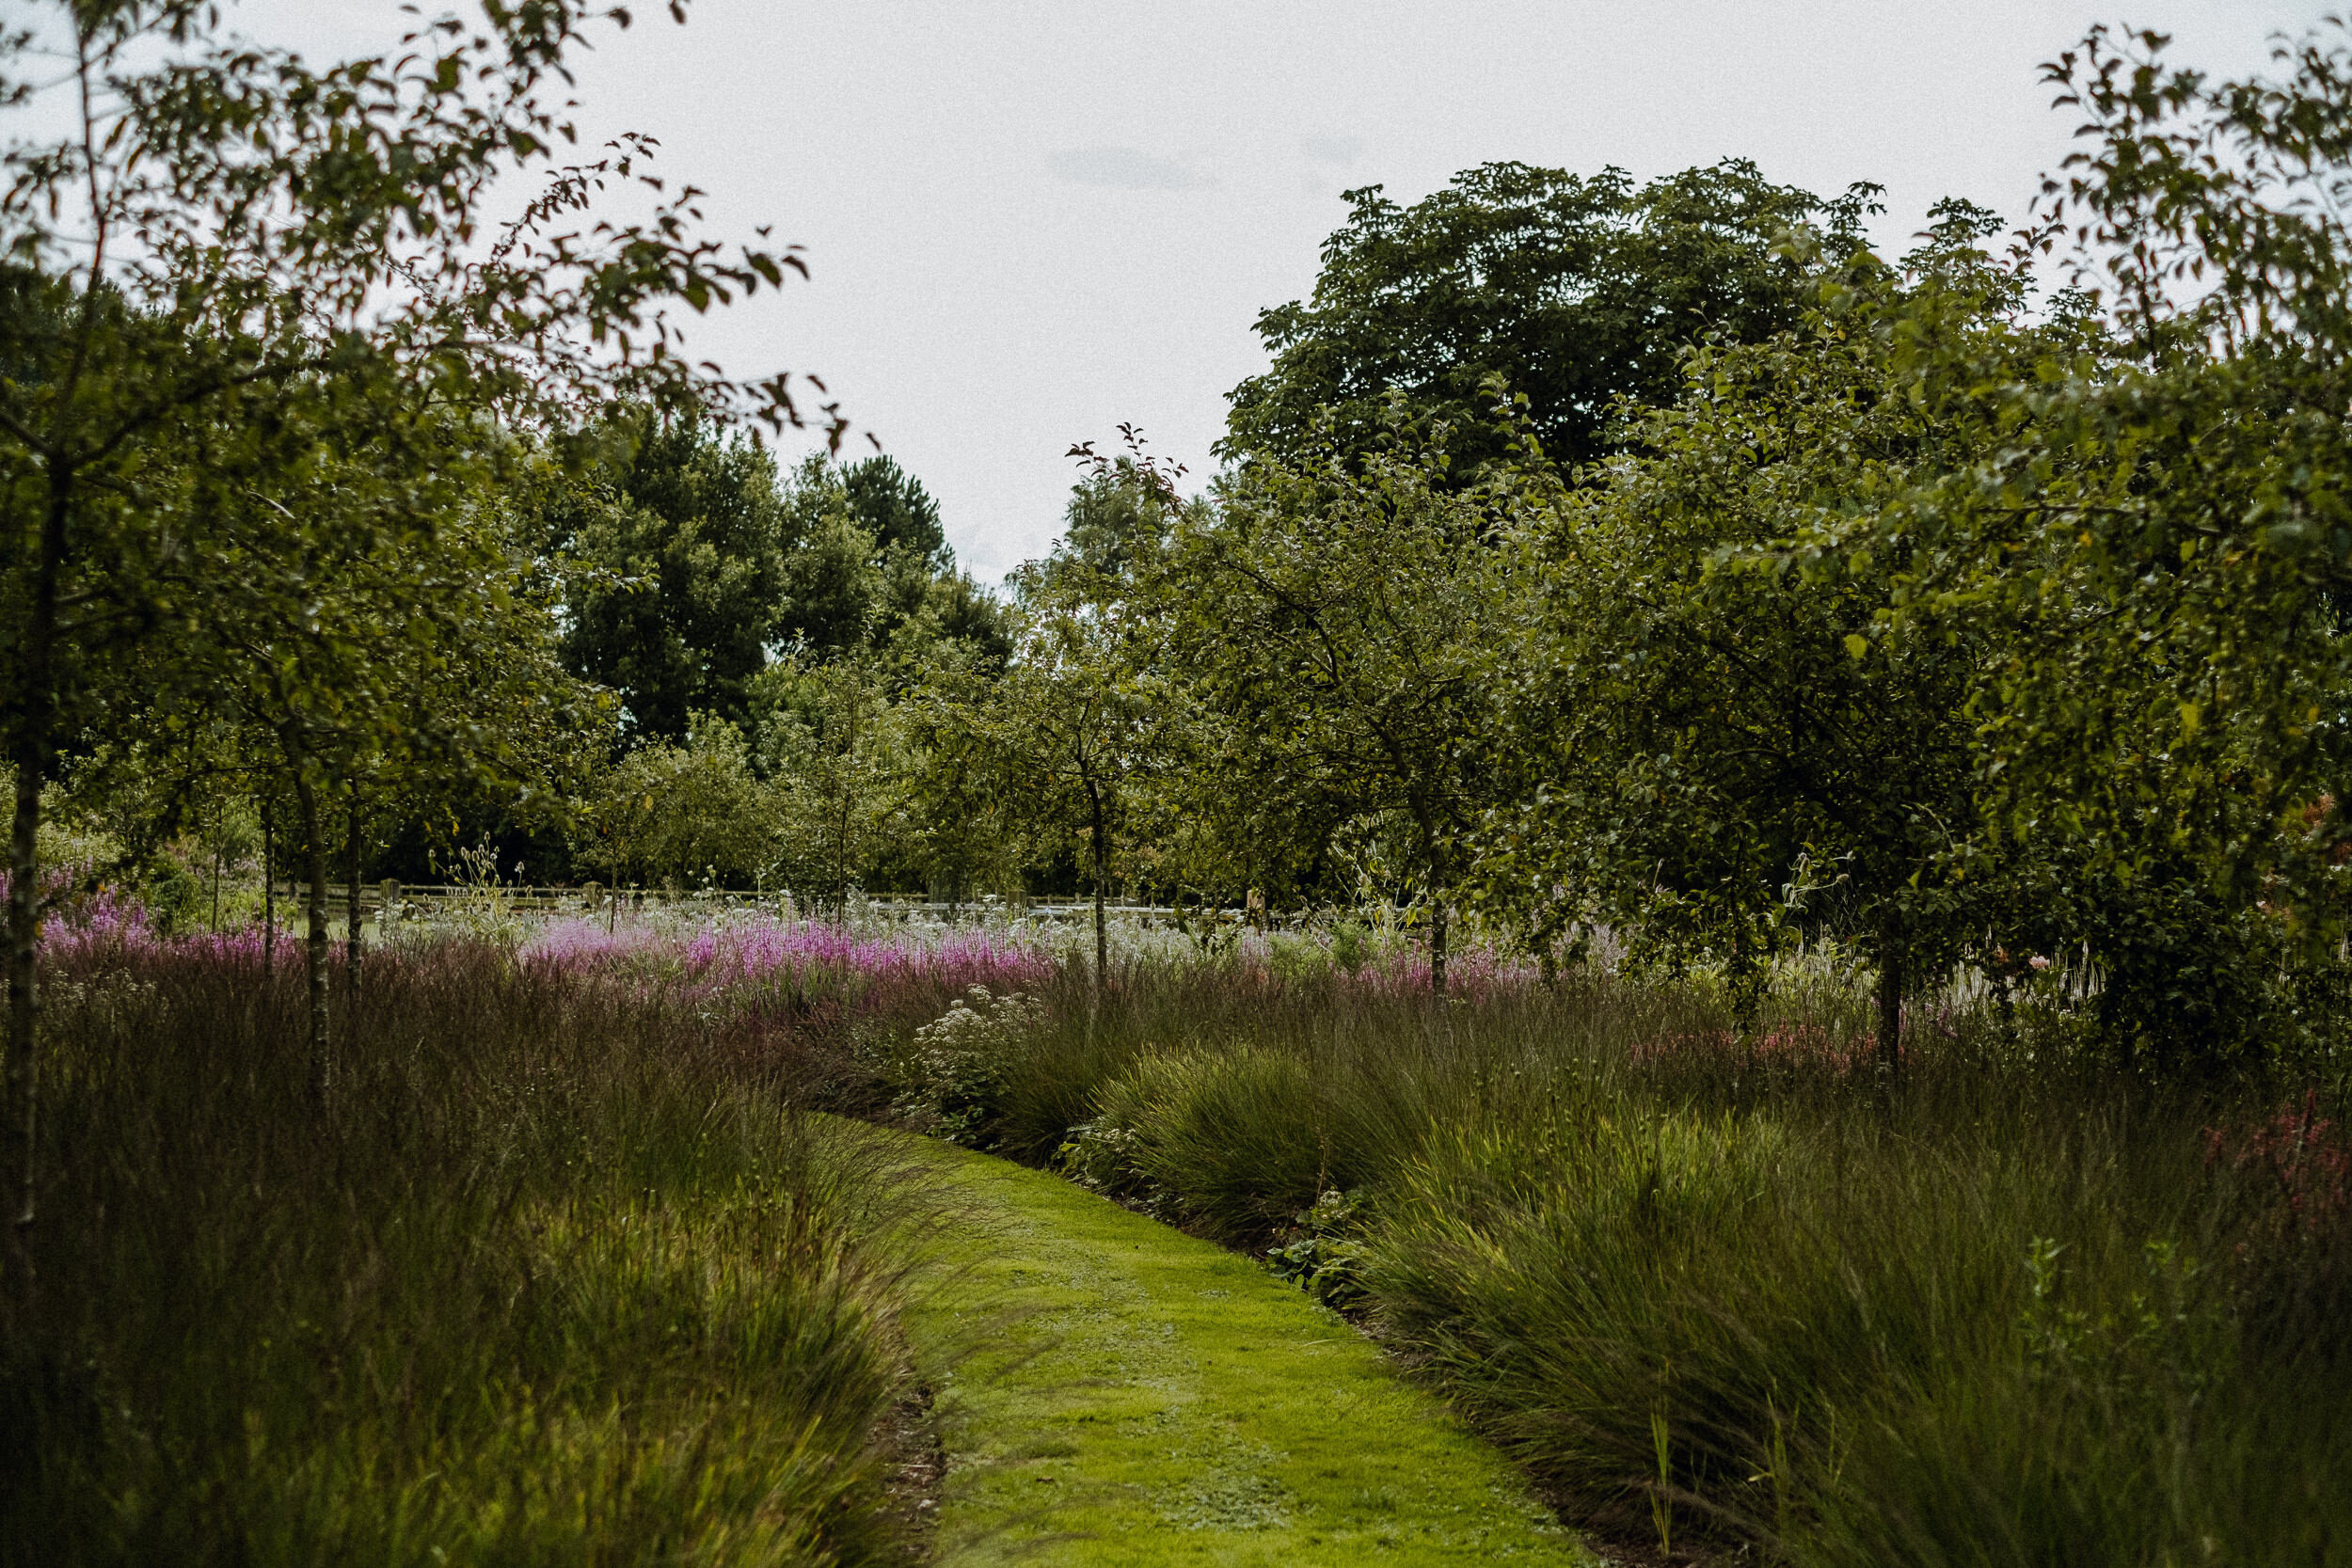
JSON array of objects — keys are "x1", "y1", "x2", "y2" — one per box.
[
  {"x1": 294, "y1": 774, "x2": 331, "y2": 1101},
  {"x1": 1876, "y1": 927, "x2": 1905, "y2": 1078},
  {"x1": 6, "y1": 467, "x2": 69, "y2": 1234},
  {"x1": 1089, "y1": 783, "x2": 1108, "y2": 996},
  {"x1": 6, "y1": 750, "x2": 42, "y2": 1240},
  {"x1": 1409, "y1": 797, "x2": 1449, "y2": 1000},
  {"x1": 262, "y1": 800, "x2": 275, "y2": 966},
  {"x1": 1430, "y1": 896, "x2": 1449, "y2": 1000},
  {"x1": 344, "y1": 803, "x2": 362, "y2": 982}
]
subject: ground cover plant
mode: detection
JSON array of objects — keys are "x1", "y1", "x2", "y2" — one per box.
[{"x1": 8, "y1": 866, "x2": 2348, "y2": 1565}]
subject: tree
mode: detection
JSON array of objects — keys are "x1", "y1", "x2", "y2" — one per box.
[
  {"x1": 1158, "y1": 404, "x2": 1519, "y2": 995},
  {"x1": 178, "y1": 401, "x2": 605, "y2": 1086},
  {"x1": 841, "y1": 454, "x2": 951, "y2": 572},
  {"x1": 775, "y1": 453, "x2": 1008, "y2": 666},
  {"x1": 546, "y1": 416, "x2": 791, "y2": 742},
  {"x1": 932, "y1": 483, "x2": 1173, "y2": 986},
  {"x1": 1807, "y1": 23, "x2": 2352, "y2": 1066},
  {"x1": 1221, "y1": 161, "x2": 1880, "y2": 472},
  {"x1": 761, "y1": 657, "x2": 910, "y2": 910},
  {"x1": 2, "y1": 0, "x2": 836, "y2": 1227},
  {"x1": 590, "y1": 714, "x2": 780, "y2": 890}
]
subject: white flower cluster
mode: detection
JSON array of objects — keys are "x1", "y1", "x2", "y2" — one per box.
[{"x1": 892, "y1": 985, "x2": 1047, "y2": 1146}]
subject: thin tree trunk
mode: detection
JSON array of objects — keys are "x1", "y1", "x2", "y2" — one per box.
[
  {"x1": 1407, "y1": 794, "x2": 1450, "y2": 1000},
  {"x1": 262, "y1": 801, "x2": 275, "y2": 966},
  {"x1": 6, "y1": 467, "x2": 69, "y2": 1234},
  {"x1": 1430, "y1": 897, "x2": 1449, "y2": 1000},
  {"x1": 294, "y1": 773, "x2": 331, "y2": 1101},
  {"x1": 835, "y1": 784, "x2": 850, "y2": 920},
  {"x1": 1089, "y1": 783, "x2": 1108, "y2": 995},
  {"x1": 1876, "y1": 926, "x2": 1905, "y2": 1078},
  {"x1": 210, "y1": 809, "x2": 222, "y2": 934},
  {"x1": 6, "y1": 751, "x2": 42, "y2": 1242},
  {"x1": 344, "y1": 802, "x2": 362, "y2": 982}
]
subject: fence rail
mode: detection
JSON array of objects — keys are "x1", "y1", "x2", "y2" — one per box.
[{"x1": 265, "y1": 883, "x2": 1248, "y2": 924}]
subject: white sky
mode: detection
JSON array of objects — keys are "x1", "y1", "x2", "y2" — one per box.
[{"x1": 28, "y1": 1, "x2": 2344, "y2": 582}]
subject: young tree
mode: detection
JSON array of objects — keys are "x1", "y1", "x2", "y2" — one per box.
[
  {"x1": 187, "y1": 411, "x2": 596, "y2": 1088},
  {"x1": 2, "y1": 0, "x2": 836, "y2": 1223},
  {"x1": 1159, "y1": 405, "x2": 1520, "y2": 995},
  {"x1": 931, "y1": 546, "x2": 1169, "y2": 989},
  {"x1": 762, "y1": 657, "x2": 910, "y2": 911},
  {"x1": 592, "y1": 715, "x2": 780, "y2": 890}
]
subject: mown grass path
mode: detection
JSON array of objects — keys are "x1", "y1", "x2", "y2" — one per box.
[{"x1": 894, "y1": 1135, "x2": 1595, "y2": 1566}]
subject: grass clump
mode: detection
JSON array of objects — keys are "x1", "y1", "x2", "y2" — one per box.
[
  {"x1": 1063, "y1": 1047, "x2": 1340, "y2": 1241},
  {"x1": 0, "y1": 938, "x2": 940, "y2": 1567},
  {"x1": 872, "y1": 953, "x2": 2352, "y2": 1565}
]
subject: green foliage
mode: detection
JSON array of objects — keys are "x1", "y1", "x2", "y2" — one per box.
[
  {"x1": 0, "y1": 0, "x2": 831, "y2": 1128},
  {"x1": 776, "y1": 452, "x2": 1009, "y2": 666},
  {"x1": 886, "y1": 985, "x2": 1044, "y2": 1146},
  {"x1": 930, "y1": 481, "x2": 1178, "y2": 969},
  {"x1": 880, "y1": 954, "x2": 2351, "y2": 1564},
  {"x1": 547, "y1": 417, "x2": 792, "y2": 742},
  {"x1": 1154, "y1": 404, "x2": 1522, "y2": 990},
  {"x1": 840, "y1": 453, "x2": 952, "y2": 572},
  {"x1": 1263, "y1": 1188, "x2": 1371, "y2": 1310},
  {"x1": 1472, "y1": 223, "x2": 2073, "y2": 1034},
  {"x1": 1078, "y1": 1049, "x2": 1340, "y2": 1243},
  {"x1": 757, "y1": 656, "x2": 913, "y2": 905},
  {"x1": 588, "y1": 714, "x2": 780, "y2": 889},
  {"x1": 1222, "y1": 160, "x2": 1880, "y2": 470},
  {"x1": 1724, "y1": 24, "x2": 2352, "y2": 1065}
]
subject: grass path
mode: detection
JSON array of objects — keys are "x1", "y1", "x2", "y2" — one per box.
[{"x1": 892, "y1": 1134, "x2": 1596, "y2": 1567}]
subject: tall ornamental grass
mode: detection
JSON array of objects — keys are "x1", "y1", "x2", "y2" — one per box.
[
  {"x1": 878, "y1": 956, "x2": 2352, "y2": 1565},
  {"x1": 0, "y1": 932, "x2": 952, "y2": 1567}
]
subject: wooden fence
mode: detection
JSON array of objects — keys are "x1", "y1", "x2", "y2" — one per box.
[{"x1": 271, "y1": 883, "x2": 1244, "y2": 926}]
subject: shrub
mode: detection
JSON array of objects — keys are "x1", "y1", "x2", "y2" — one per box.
[{"x1": 887, "y1": 984, "x2": 1046, "y2": 1145}]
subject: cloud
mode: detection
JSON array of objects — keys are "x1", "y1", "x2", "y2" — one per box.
[
  {"x1": 1299, "y1": 135, "x2": 1366, "y2": 166},
  {"x1": 1047, "y1": 146, "x2": 1209, "y2": 191}
]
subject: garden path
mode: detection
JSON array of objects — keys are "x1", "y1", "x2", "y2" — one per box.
[{"x1": 895, "y1": 1135, "x2": 1597, "y2": 1567}]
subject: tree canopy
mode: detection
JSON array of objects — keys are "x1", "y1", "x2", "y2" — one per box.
[{"x1": 1221, "y1": 160, "x2": 1881, "y2": 471}]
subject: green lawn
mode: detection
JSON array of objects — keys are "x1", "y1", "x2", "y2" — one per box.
[{"x1": 894, "y1": 1134, "x2": 1596, "y2": 1567}]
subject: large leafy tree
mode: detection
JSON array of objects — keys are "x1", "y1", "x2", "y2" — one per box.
[
  {"x1": 774, "y1": 453, "x2": 1008, "y2": 665},
  {"x1": 547, "y1": 417, "x2": 790, "y2": 741},
  {"x1": 841, "y1": 454, "x2": 951, "y2": 572},
  {"x1": 1809, "y1": 23, "x2": 2352, "y2": 1066},
  {"x1": 1221, "y1": 160, "x2": 1880, "y2": 471},
  {"x1": 1480, "y1": 217, "x2": 2087, "y2": 1053}
]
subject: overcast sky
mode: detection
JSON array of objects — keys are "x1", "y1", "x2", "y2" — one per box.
[{"x1": 124, "y1": 3, "x2": 2352, "y2": 581}]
